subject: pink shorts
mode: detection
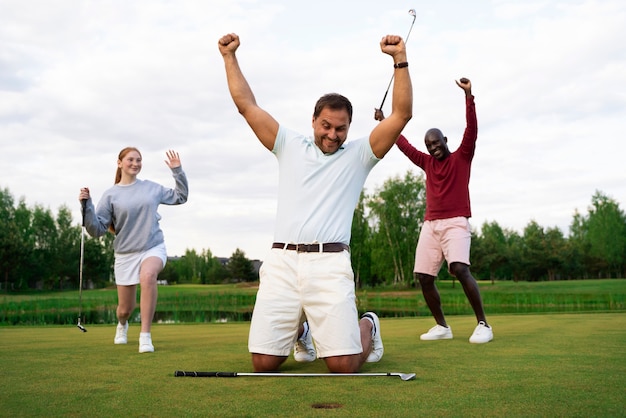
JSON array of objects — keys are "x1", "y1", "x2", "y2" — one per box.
[{"x1": 414, "y1": 217, "x2": 471, "y2": 276}]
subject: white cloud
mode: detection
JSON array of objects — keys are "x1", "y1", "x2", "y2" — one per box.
[{"x1": 1, "y1": 0, "x2": 625, "y2": 260}]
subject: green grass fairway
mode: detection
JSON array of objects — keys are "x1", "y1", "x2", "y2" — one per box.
[{"x1": 1, "y1": 314, "x2": 624, "y2": 417}]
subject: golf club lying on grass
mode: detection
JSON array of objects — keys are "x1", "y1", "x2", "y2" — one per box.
[
  {"x1": 77, "y1": 198, "x2": 87, "y2": 332},
  {"x1": 174, "y1": 371, "x2": 416, "y2": 381},
  {"x1": 377, "y1": 8, "x2": 417, "y2": 111}
]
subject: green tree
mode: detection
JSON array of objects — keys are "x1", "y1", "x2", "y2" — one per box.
[
  {"x1": 171, "y1": 248, "x2": 229, "y2": 284},
  {"x1": 55, "y1": 205, "x2": 79, "y2": 290},
  {"x1": 81, "y1": 228, "x2": 114, "y2": 288},
  {"x1": 0, "y1": 189, "x2": 24, "y2": 291},
  {"x1": 543, "y1": 226, "x2": 566, "y2": 281},
  {"x1": 368, "y1": 171, "x2": 425, "y2": 286},
  {"x1": 521, "y1": 221, "x2": 548, "y2": 281},
  {"x1": 178, "y1": 248, "x2": 204, "y2": 283},
  {"x1": 566, "y1": 209, "x2": 591, "y2": 279},
  {"x1": 473, "y1": 221, "x2": 507, "y2": 282},
  {"x1": 350, "y1": 191, "x2": 372, "y2": 288},
  {"x1": 504, "y1": 230, "x2": 524, "y2": 282},
  {"x1": 227, "y1": 248, "x2": 256, "y2": 282},
  {"x1": 159, "y1": 259, "x2": 180, "y2": 284},
  {"x1": 204, "y1": 249, "x2": 229, "y2": 284},
  {"x1": 31, "y1": 205, "x2": 58, "y2": 289},
  {"x1": 585, "y1": 191, "x2": 626, "y2": 278}
]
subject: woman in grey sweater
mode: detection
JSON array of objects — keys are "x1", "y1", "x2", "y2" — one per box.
[{"x1": 78, "y1": 148, "x2": 188, "y2": 353}]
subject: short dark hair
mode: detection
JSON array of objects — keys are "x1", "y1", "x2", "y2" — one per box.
[{"x1": 313, "y1": 93, "x2": 353, "y2": 123}]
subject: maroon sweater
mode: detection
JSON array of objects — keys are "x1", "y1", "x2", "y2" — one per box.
[{"x1": 396, "y1": 95, "x2": 477, "y2": 221}]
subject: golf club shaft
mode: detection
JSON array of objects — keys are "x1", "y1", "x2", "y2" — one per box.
[
  {"x1": 78, "y1": 223, "x2": 84, "y2": 313},
  {"x1": 378, "y1": 11, "x2": 417, "y2": 111},
  {"x1": 174, "y1": 371, "x2": 414, "y2": 380},
  {"x1": 77, "y1": 199, "x2": 87, "y2": 331}
]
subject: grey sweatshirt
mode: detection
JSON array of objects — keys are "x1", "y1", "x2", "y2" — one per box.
[{"x1": 84, "y1": 166, "x2": 188, "y2": 254}]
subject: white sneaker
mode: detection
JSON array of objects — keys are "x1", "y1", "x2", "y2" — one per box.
[
  {"x1": 420, "y1": 324, "x2": 453, "y2": 341},
  {"x1": 114, "y1": 322, "x2": 128, "y2": 344},
  {"x1": 362, "y1": 312, "x2": 383, "y2": 362},
  {"x1": 139, "y1": 332, "x2": 154, "y2": 353},
  {"x1": 294, "y1": 322, "x2": 316, "y2": 362},
  {"x1": 469, "y1": 321, "x2": 493, "y2": 344}
]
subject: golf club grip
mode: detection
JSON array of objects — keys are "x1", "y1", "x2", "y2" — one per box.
[
  {"x1": 379, "y1": 91, "x2": 389, "y2": 111},
  {"x1": 80, "y1": 199, "x2": 87, "y2": 226},
  {"x1": 174, "y1": 371, "x2": 237, "y2": 378}
]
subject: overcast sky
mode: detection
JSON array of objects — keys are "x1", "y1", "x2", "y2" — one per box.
[{"x1": 2, "y1": 0, "x2": 625, "y2": 260}]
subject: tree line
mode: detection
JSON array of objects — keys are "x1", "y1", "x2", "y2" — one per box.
[
  {"x1": 1, "y1": 174, "x2": 625, "y2": 291},
  {"x1": 0, "y1": 187, "x2": 256, "y2": 291},
  {"x1": 351, "y1": 172, "x2": 625, "y2": 287}
]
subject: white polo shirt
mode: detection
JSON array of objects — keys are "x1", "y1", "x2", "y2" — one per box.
[{"x1": 271, "y1": 125, "x2": 379, "y2": 244}]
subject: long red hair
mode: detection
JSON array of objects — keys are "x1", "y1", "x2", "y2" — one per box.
[{"x1": 109, "y1": 147, "x2": 142, "y2": 234}]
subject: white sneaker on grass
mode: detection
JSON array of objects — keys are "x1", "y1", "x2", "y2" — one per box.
[
  {"x1": 420, "y1": 324, "x2": 453, "y2": 341},
  {"x1": 362, "y1": 312, "x2": 383, "y2": 363},
  {"x1": 139, "y1": 332, "x2": 154, "y2": 353},
  {"x1": 469, "y1": 321, "x2": 493, "y2": 344},
  {"x1": 114, "y1": 322, "x2": 128, "y2": 344},
  {"x1": 293, "y1": 322, "x2": 316, "y2": 362}
]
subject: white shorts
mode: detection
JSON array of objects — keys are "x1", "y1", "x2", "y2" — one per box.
[
  {"x1": 114, "y1": 243, "x2": 167, "y2": 286},
  {"x1": 248, "y1": 247, "x2": 362, "y2": 358},
  {"x1": 414, "y1": 217, "x2": 471, "y2": 276}
]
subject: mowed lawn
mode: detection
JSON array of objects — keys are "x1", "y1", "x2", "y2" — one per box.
[{"x1": 1, "y1": 313, "x2": 624, "y2": 417}]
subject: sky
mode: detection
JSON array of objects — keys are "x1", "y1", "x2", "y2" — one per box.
[{"x1": 1, "y1": 0, "x2": 625, "y2": 261}]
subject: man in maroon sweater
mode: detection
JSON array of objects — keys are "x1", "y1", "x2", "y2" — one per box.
[{"x1": 375, "y1": 78, "x2": 493, "y2": 343}]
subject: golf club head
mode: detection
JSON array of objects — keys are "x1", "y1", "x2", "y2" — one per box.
[
  {"x1": 400, "y1": 373, "x2": 416, "y2": 381},
  {"x1": 77, "y1": 323, "x2": 87, "y2": 332}
]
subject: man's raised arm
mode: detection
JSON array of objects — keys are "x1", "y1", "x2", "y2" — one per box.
[
  {"x1": 369, "y1": 34, "x2": 413, "y2": 158},
  {"x1": 218, "y1": 33, "x2": 279, "y2": 151}
]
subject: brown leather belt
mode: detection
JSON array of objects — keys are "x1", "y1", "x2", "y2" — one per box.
[{"x1": 272, "y1": 242, "x2": 350, "y2": 253}]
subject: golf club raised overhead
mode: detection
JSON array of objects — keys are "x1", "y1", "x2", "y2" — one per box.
[
  {"x1": 174, "y1": 371, "x2": 416, "y2": 381},
  {"x1": 378, "y1": 8, "x2": 417, "y2": 111}
]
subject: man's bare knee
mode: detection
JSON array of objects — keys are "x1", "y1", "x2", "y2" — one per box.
[
  {"x1": 417, "y1": 273, "x2": 436, "y2": 288},
  {"x1": 324, "y1": 354, "x2": 361, "y2": 374},
  {"x1": 449, "y1": 262, "x2": 472, "y2": 281},
  {"x1": 251, "y1": 353, "x2": 287, "y2": 372}
]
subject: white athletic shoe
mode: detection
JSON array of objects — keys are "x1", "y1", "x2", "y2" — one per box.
[
  {"x1": 294, "y1": 322, "x2": 316, "y2": 362},
  {"x1": 420, "y1": 324, "x2": 453, "y2": 341},
  {"x1": 139, "y1": 333, "x2": 154, "y2": 353},
  {"x1": 469, "y1": 321, "x2": 493, "y2": 344},
  {"x1": 363, "y1": 312, "x2": 383, "y2": 363},
  {"x1": 114, "y1": 322, "x2": 128, "y2": 344}
]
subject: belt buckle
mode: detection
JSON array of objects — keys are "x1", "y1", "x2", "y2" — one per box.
[{"x1": 296, "y1": 243, "x2": 318, "y2": 253}]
